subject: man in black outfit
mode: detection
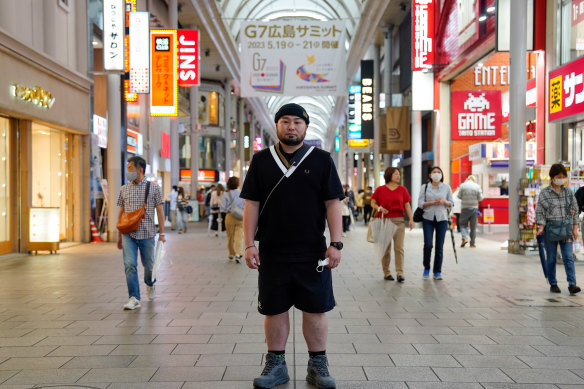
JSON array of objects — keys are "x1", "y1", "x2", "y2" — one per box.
[{"x1": 241, "y1": 103, "x2": 344, "y2": 389}]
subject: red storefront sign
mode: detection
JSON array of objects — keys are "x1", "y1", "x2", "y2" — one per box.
[
  {"x1": 451, "y1": 90, "x2": 502, "y2": 140},
  {"x1": 549, "y1": 55, "x2": 584, "y2": 121},
  {"x1": 161, "y1": 131, "x2": 170, "y2": 158},
  {"x1": 198, "y1": 170, "x2": 217, "y2": 182},
  {"x1": 573, "y1": 0, "x2": 584, "y2": 26},
  {"x1": 412, "y1": 0, "x2": 434, "y2": 70},
  {"x1": 177, "y1": 30, "x2": 199, "y2": 87}
]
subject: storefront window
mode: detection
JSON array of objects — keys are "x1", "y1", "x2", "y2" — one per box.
[
  {"x1": 0, "y1": 117, "x2": 9, "y2": 243},
  {"x1": 560, "y1": 0, "x2": 584, "y2": 64},
  {"x1": 31, "y1": 124, "x2": 70, "y2": 241},
  {"x1": 209, "y1": 91, "x2": 219, "y2": 125}
]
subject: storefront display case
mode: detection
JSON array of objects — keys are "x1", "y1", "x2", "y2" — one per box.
[{"x1": 518, "y1": 165, "x2": 550, "y2": 254}]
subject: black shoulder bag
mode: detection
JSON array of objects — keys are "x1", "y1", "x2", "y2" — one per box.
[{"x1": 413, "y1": 183, "x2": 428, "y2": 223}]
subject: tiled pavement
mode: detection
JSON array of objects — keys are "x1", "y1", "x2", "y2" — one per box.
[{"x1": 0, "y1": 221, "x2": 583, "y2": 388}]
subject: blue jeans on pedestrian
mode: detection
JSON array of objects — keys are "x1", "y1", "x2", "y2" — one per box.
[
  {"x1": 122, "y1": 234, "x2": 156, "y2": 300},
  {"x1": 544, "y1": 239, "x2": 577, "y2": 286},
  {"x1": 177, "y1": 209, "x2": 188, "y2": 231},
  {"x1": 422, "y1": 218, "x2": 448, "y2": 274}
]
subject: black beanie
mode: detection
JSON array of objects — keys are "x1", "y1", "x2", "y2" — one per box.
[{"x1": 274, "y1": 103, "x2": 309, "y2": 125}]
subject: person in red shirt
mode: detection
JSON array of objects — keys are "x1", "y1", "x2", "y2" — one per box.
[{"x1": 371, "y1": 167, "x2": 414, "y2": 282}]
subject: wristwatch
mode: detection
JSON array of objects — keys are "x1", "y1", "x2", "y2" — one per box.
[{"x1": 330, "y1": 241, "x2": 343, "y2": 250}]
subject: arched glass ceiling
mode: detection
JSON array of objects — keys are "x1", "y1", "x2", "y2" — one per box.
[{"x1": 217, "y1": 0, "x2": 363, "y2": 145}]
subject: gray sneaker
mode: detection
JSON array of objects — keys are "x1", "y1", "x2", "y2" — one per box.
[
  {"x1": 307, "y1": 355, "x2": 336, "y2": 388},
  {"x1": 253, "y1": 352, "x2": 289, "y2": 389}
]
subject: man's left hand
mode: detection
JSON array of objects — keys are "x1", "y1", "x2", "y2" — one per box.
[
  {"x1": 573, "y1": 225, "x2": 579, "y2": 241},
  {"x1": 324, "y1": 246, "x2": 341, "y2": 269},
  {"x1": 158, "y1": 234, "x2": 166, "y2": 243}
]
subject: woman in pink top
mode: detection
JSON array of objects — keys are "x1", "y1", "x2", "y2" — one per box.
[{"x1": 371, "y1": 168, "x2": 414, "y2": 282}]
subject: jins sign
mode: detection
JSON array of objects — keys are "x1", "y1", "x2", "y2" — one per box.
[
  {"x1": 451, "y1": 90, "x2": 502, "y2": 140},
  {"x1": 177, "y1": 30, "x2": 199, "y2": 87}
]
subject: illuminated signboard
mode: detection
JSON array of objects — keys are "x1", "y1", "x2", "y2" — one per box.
[
  {"x1": 103, "y1": 0, "x2": 124, "y2": 71},
  {"x1": 348, "y1": 85, "x2": 362, "y2": 140},
  {"x1": 150, "y1": 30, "x2": 177, "y2": 116},
  {"x1": 451, "y1": 90, "x2": 502, "y2": 140},
  {"x1": 412, "y1": 0, "x2": 434, "y2": 71},
  {"x1": 549, "y1": 55, "x2": 584, "y2": 122},
  {"x1": 198, "y1": 170, "x2": 217, "y2": 182},
  {"x1": 348, "y1": 139, "x2": 370, "y2": 148},
  {"x1": 10, "y1": 84, "x2": 54, "y2": 109},
  {"x1": 129, "y1": 11, "x2": 150, "y2": 93},
  {"x1": 124, "y1": 0, "x2": 137, "y2": 101},
  {"x1": 127, "y1": 128, "x2": 143, "y2": 155},
  {"x1": 360, "y1": 60, "x2": 374, "y2": 139},
  {"x1": 177, "y1": 30, "x2": 199, "y2": 87}
]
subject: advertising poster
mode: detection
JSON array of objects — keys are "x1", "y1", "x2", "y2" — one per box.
[
  {"x1": 240, "y1": 21, "x2": 346, "y2": 97},
  {"x1": 129, "y1": 12, "x2": 150, "y2": 93}
]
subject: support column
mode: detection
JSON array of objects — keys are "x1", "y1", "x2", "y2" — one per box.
[
  {"x1": 190, "y1": 86, "x2": 199, "y2": 199},
  {"x1": 373, "y1": 45, "x2": 381, "y2": 187},
  {"x1": 508, "y1": 0, "x2": 528, "y2": 253},
  {"x1": 224, "y1": 84, "x2": 232, "y2": 177},
  {"x1": 169, "y1": 0, "x2": 179, "y2": 186},
  {"x1": 411, "y1": 111, "x2": 422, "y2": 213},
  {"x1": 383, "y1": 27, "x2": 393, "y2": 173},
  {"x1": 107, "y1": 74, "x2": 122, "y2": 242},
  {"x1": 239, "y1": 101, "x2": 245, "y2": 180}
]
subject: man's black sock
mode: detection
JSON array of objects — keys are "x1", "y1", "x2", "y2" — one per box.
[
  {"x1": 309, "y1": 350, "x2": 326, "y2": 358},
  {"x1": 268, "y1": 350, "x2": 285, "y2": 358}
]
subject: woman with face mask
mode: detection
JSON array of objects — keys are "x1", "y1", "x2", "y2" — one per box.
[
  {"x1": 417, "y1": 166, "x2": 454, "y2": 280},
  {"x1": 536, "y1": 164, "x2": 581, "y2": 295}
]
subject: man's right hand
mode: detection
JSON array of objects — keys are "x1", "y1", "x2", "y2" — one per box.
[
  {"x1": 245, "y1": 246, "x2": 260, "y2": 270},
  {"x1": 117, "y1": 237, "x2": 123, "y2": 250}
]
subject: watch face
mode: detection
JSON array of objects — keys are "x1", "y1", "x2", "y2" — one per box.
[{"x1": 331, "y1": 242, "x2": 343, "y2": 250}]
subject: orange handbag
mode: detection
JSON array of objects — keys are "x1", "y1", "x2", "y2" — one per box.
[{"x1": 117, "y1": 182, "x2": 151, "y2": 234}]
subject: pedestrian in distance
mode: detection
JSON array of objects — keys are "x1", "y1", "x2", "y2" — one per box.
[
  {"x1": 167, "y1": 185, "x2": 178, "y2": 231},
  {"x1": 210, "y1": 184, "x2": 226, "y2": 234},
  {"x1": 176, "y1": 186, "x2": 189, "y2": 234},
  {"x1": 371, "y1": 167, "x2": 414, "y2": 283},
  {"x1": 221, "y1": 176, "x2": 245, "y2": 263},
  {"x1": 457, "y1": 175, "x2": 483, "y2": 248},
  {"x1": 363, "y1": 186, "x2": 373, "y2": 224},
  {"x1": 116, "y1": 156, "x2": 165, "y2": 310},
  {"x1": 451, "y1": 187, "x2": 462, "y2": 233},
  {"x1": 355, "y1": 188, "x2": 365, "y2": 221},
  {"x1": 204, "y1": 184, "x2": 216, "y2": 220},
  {"x1": 241, "y1": 102, "x2": 344, "y2": 389},
  {"x1": 418, "y1": 166, "x2": 454, "y2": 280},
  {"x1": 341, "y1": 196, "x2": 351, "y2": 236},
  {"x1": 536, "y1": 163, "x2": 581, "y2": 295}
]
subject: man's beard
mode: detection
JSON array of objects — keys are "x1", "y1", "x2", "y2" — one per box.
[{"x1": 278, "y1": 133, "x2": 305, "y2": 146}]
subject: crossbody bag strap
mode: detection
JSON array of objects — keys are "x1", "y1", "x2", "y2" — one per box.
[
  {"x1": 143, "y1": 181, "x2": 151, "y2": 207},
  {"x1": 260, "y1": 144, "x2": 314, "y2": 218}
]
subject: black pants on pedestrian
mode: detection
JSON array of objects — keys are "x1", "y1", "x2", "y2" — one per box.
[
  {"x1": 364, "y1": 205, "x2": 373, "y2": 223},
  {"x1": 342, "y1": 216, "x2": 351, "y2": 232}
]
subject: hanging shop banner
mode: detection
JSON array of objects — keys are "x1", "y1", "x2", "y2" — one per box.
[
  {"x1": 150, "y1": 30, "x2": 177, "y2": 116},
  {"x1": 103, "y1": 0, "x2": 125, "y2": 71},
  {"x1": 126, "y1": 128, "x2": 143, "y2": 155},
  {"x1": 549, "y1": 55, "x2": 584, "y2": 122},
  {"x1": 361, "y1": 60, "x2": 374, "y2": 139},
  {"x1": 124, "y1": 1, "x2": 137, "y2": 101},
  {"x1": 177, "y1": 30, "x2": 199, "y2": 87},
  {"x1": 412, "y1": 0, "x2": 434, "y2": 70},
  {"x1": 92, "y1": 114, "x2": 108, "y2": 149},
  {"x1": 240, "y1": 21, "x2": 346, "y2": 97},
  {"x1": 161, "y1": 131, "x2": 170, "y2": 158},
  {"x1": 380, "y1": 107, "x2": 411, "y2": 153},
  {"x1": 129, "y1": 11, "x2": 150, "y2": 93},
  {"x1": 451, "y1": 90, "x2": 502, "y2": 140}
]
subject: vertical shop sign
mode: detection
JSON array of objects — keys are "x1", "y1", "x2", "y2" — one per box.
[
  {"x1": 103, "y1": 0, "x2": 124, "y2": 71},
  {"x1": 348, "y1": 85, "x2": 362, "y2": 140},
  {"x1": 360, "y1": 60, "x2": 374, "y2": 139},
  {"x1": 129, "y1": 12, "x2": 150, "y2": 93},
  {"x1": 549, "y1": 55, "x2": 584, "y2": 121},
  {"x1": 572, "y1": 0, "x2": 584, "y2": 26},
  {"x1": 150, "y1": 30, "x2": 177, "y2": 116},
  {"x1": 124, "y1": 0, "x2": 137, "y2": 101},
  {"x1": 126, "y1": 128, "x2": 142, "y2": 155},
  {"x1": 412, "y1": 0, "x2": 434, "y2": 70},
  {"x1": 451, "y1": 90, "x2": 502, "y2": 140},
  {"x1": 92, "y1": 114, "x2": 108, "y2": 148},
  {"x1": 160, "y1": 131, "x2": 170, "y2": 158},
  {"x1": 177, "y1": 30, "x2": 199, "y2": 86}
]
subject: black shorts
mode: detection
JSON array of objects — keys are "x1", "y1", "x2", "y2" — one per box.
[{"x1": 257, "y1": 258, "x2": 336, "y2": 315}]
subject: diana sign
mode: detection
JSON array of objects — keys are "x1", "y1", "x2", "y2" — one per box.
[{"x1": 451, "y1": 90, "x2": 502, "y2": 140}]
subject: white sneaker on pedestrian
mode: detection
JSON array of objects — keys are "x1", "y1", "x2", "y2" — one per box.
[
  {"x1": 123, "y1": 296, "x2": 141, "y2": 310},
  {"x1": 146, "y1": 285, "x2": 156, "y2": 300}
]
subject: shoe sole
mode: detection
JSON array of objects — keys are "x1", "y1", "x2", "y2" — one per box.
[
  {"x1": 253, "y1": 376, "x2": 289, "y2": 389},
  {"x1": 306, "y1": 375, "x2": 336, "y2": 388},
  {"x1": 123, "y1": 304, "x2": 140, "y2": 310}
]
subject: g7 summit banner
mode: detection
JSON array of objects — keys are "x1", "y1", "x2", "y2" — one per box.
[{"x1": 240, "y1": 21, "x2": 346, "y2": 97}]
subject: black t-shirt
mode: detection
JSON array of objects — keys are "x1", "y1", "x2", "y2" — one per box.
[{"x1": 240, "y1": 145, "x2": 345, "y2": 261}]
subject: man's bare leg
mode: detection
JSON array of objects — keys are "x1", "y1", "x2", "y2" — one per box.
[{"x1": 265, "y1": 311, "x2": 290, "y2": 350}]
